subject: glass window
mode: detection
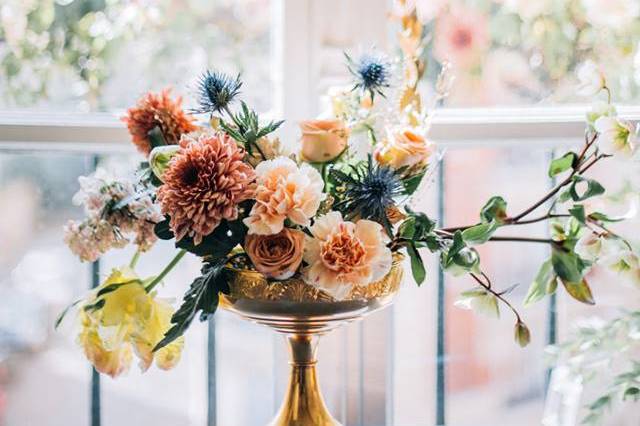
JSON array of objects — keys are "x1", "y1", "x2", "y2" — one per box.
[
  {"x1": 407, "y1": 0, "x2": 640, "y2": 106},
  {"x1": 0, "y1": 0, "x2": 273, "y2": 112}
]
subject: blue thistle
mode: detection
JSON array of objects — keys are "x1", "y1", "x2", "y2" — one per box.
[
  {"x1": 345, "y1": 50, "x2": 391, "y2": 100},
  {"x1": 330, "y1": 156, "x2": 404, "y2": 237},
  {"x1": 193, "y1": 70, "x2": 242, "y2": 115}
]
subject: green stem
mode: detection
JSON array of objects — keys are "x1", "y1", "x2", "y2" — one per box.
[
  {"x1": 129, "y1": 250, "x2": 141, "y2": 269},
  {"x1": 145, "y1": 249, "x2": 187, "y2": 292}
]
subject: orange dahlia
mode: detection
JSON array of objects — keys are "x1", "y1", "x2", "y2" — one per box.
[
  {"x1": 157, "y1": 132, "x2": 256, "y2": 245},
  {"x1": 122, "y1": 89, "x2": 197, "y2": 155}
]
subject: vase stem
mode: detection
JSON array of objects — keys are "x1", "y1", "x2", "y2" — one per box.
[{"x1": 268, "y1": 334, "x2": 341, "y2": 426}]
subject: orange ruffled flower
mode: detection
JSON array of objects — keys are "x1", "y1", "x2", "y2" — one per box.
[
  {"x1": 244, "y1": 157, "x2": 324, "y2": 235},
  {"x1": 122, "y1": 89, "x2": 197, "y2": 155},
  {"x1": 157, "y1": 132, "x2": 256, "y2": 245},
  {"x1": 303, "y1": 211, "x2": 392, "y2": 300}
]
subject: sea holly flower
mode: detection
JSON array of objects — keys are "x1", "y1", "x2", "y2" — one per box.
[
  {"x1": 577, "y1": 61, "x2": 606, "y2": 97},
  {"x1": 346, "y1": 50, "x2": 392, "y2": 100},
  {"x1": 244, "y1": 157, "x2": 325, "y2": 235},
  {"x1": 595, "y1": 116, "x2": 637, "y2": 157},
  {"x1": 303, "y1": 211, "x2": 392, "y2": 300},
  {"x1": 193, "y1": 70, "x2": 242, "y2": 116}
]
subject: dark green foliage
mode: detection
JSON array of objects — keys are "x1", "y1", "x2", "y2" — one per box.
[{"x1": 153, "y1": 259, "x2": 228, "y2": 351}]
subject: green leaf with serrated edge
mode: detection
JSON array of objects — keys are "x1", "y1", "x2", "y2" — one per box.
[
  {"x1": 569, "y1": 175, "x2": 605, "y2": 202},
  {"x1": 153, "y1": 259, "x2": 227, "y2": 351},
  {"x1": 524, "y1": 259, "x2": 554, "y2": 306},
  {"x1": 480, "y1": 196, "x2": 508, "y2": 223},
  {"x1": 551, "y1": 247, "x2": 584, "y2": 283},
  {"x1": 561, "y1": 278, "x2": 595, "y2": 305},
  {"x1": 548, "y1": 152, "x2": 577, "y2": 177},
  {"x1": 569, "y1": 204, "x2": 586, "y2": 224},
  {"x1": 462, "y1": 221, "x2": 499, "y2": 245},
  {"x1": 54, "y1": 299, "x2": 81, "y2": 329},
  {"x1": 407, "y1": 243, "x2": 426, "y2": 285},
  {"x1": 514, "y1": 321, "x2": 531, "y2": 347}
]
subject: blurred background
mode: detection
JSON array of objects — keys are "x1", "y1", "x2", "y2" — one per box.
[{"x1": 0, "y1": 0, "x2": 639, "y2": 425}]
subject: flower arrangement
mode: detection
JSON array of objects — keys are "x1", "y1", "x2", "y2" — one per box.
[{"x1": 57, "y1": 6, "x2": 638, "y2": 380}]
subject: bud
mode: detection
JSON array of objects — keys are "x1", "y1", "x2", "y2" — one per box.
[
  {"x1": 149, "y1": 145, "x2": 180, "y2": 182},
  {"x1": 514, "y1": 321, "x2": 531, "y2": 347}
]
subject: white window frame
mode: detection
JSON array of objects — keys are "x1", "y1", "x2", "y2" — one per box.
[{"x1": 1, "y1": 1, "x2": 639, "y2": 425}]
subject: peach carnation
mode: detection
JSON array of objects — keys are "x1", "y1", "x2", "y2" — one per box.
[
  {"x1": 303, "y1": 211, "x2": 392, "y2": 300},
  {"x1": 245, "y1": 228, "x2": 305, "y2": 279},
  {"x1": 157, "y1": 132, "x2": 256, "y2": 245},
  {"x1": 243, "y1": 157, "x2": 325, "y2": 235},
  {"x1": 122, "y1": 89, "x2": 197, "y2": 155}
]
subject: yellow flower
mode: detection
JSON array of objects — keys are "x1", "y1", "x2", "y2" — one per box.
[
  {"x1": 78, "y1": 312, "x2": 133, "y2": 378},
  {"x1": 299, "y1": 119, "x2": 349, "y2": 163},
  {"x1": 76, "y1": 266, "x2": 183, "y2": 377}
]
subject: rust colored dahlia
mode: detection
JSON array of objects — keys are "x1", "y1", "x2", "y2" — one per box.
[
  {"x1": 157, "y1": 132, "x2": 256, "y2": 245},
  {"x1": 122, "y1": 89, "x2": 197, "y2": 155}
]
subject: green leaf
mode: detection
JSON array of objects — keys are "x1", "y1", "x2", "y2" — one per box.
[
  {"x1": 514, "y1": 321, "x2": 531, "y2": 347},
  {"x1": 569, "y1": 176, "x2": 605, "y2": 202},
  {"x1": 155, "y1": 202, "x2": 252, "y2": 258},
  {"x1": 551, "y1": 247, "x2": 584, "y2": 284},
  {"x1": 561, "y1": 278, "x2": 595, "y2": 305},
  {"x1": 83, "y1": 298, "x2": 105, "y2": 313},
  {"x1": 402, "y1": 170, "x2": 426, "y2": 195},
  {"x1": 404, "y1": 206, "x2": 436, "y2": 238},
  {"x1": 588, "y1": 395, "x2": 611, "y2": 411},
  {"x1": 569, "y1": 204, "x2": 586, "y2": 224},
  {"x1": 454, "y1": 288, "x2": 500, "y2": 318},
  {"x1": 54, "y1": 299, "x2": 81, "y2": 329},
  {"x1": 407, "y1": 243, "x2": 426, "y2": 285},
  {"x1": 548, "y1": 152, "x2": 577, "y2": 177},
  {"x1": 588, "y1": 212, "x2": 624, "y2": 223},
  {"x1": 462, "y1": 221, "x2": 499, "y2": 245},
  {"x1": 623, "y1": 387, "x2": 640, "y2": 401},
  {"x1": 95, "y1": 279, "x2": 140, "y2": 298},
  {"x1": 442, "y1": 231, "x2": 480, "y2": 275},
  {"x1": 153, "y1": 259, "x2": 227, "y2": 351},
  {"x1": 524, "y1": 260, "x2": 555, "y2": 306},
  {"x1": 480, "y1": 196, "x2": 508, "y2": 224}
]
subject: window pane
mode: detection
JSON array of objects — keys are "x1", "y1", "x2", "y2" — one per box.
[
  {"x1": 0, "y1": 0, "x2": 273, "y2": 112},
  {"x1": 0, "y1": 151, "x2": 93, "y2": 425},
  {"x1": 409, "y1": 0, "x2": 640, "y2": 106}
]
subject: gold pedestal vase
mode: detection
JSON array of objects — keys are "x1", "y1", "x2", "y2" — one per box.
[{"x1": 219, "y1": 254, "x2": 404, "y2": 426}]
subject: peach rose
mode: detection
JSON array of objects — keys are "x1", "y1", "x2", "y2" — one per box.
[
  {"x1": 303, "y1": 211, "x2": 392, "y2": 300},
  {"x1": 375, "y1": 127, "x2": 434, "y2": 169},
  {"x1": 245, "y1": 228, "x2": 305, "y2": 280},
  {"x1": 243, "y1": 157, "x2": 325, "y2": 235},
  {"x1": 299, "y1": 119, "x2": 349, "y2": 163}
]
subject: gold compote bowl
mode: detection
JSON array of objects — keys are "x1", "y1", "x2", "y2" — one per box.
[{"x1": 219, "y1": 254, "x2": 404, "y2": 426}]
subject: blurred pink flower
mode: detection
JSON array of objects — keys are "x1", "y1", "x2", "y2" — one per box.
[{"x1": 433, "y1": 5, "x2": 490, "y2": 70}]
